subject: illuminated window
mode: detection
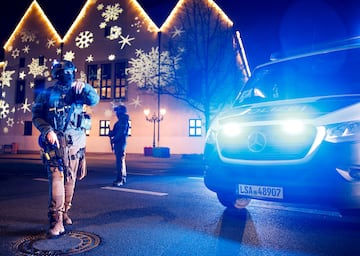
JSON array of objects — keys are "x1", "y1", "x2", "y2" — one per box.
[
  {"x1": 101, "y1": 63, "x2": 112, "y2": 99},
  {"x1": 99, "y1": 120, "x2": 110, "y2": 136},
  {"x1": 87, "y1": 61, "x2": 128, "y2": 101},
  {"x1": 189, "y1": 119, "x2": 202, "y2": 136},
  {"x1": 114, "y1": 62, "x2": 127, "y2": 100},
  {"x1": 87, "y1": 64, "x2": 100, "y2": 89}
]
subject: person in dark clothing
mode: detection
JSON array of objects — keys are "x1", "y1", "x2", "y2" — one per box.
[
  {"x1": 32, "y1": 60, "x2": 99, "y2": 237},
  {"x1": 109, "y1": 105, "x2": 130, "y2": 186}
]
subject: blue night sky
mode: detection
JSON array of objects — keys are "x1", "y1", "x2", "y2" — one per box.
[{"x1": 1, "y1": 0, "x2": 359, "y2": 69}]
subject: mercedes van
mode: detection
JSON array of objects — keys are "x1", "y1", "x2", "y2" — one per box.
[{"x1": 204, "y1": 42, "x2": 360, "y2": 212}]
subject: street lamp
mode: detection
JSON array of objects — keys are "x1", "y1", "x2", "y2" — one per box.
[{"x1": 144, "y1": 108, "x2": 166, "y2": 148}]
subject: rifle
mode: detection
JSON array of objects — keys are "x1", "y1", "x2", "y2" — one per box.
[{"x1": 38, "y1": 134, "x2": 65, "y2": 172}]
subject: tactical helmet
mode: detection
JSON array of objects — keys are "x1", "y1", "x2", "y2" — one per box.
[
  {"x1": 114, "y1": 105, "x2": 127, "y2": 114},
  {"x1": 51, "y1": 60, "x2": 77, "y2": 79}
]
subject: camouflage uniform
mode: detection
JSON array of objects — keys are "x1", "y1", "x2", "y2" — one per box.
[{"x1": 32, "y1": 60, "x2": 99, "y2": 237}]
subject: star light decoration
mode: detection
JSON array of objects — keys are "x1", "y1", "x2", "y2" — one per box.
[
  {"x1": 19, "y1": 71, "x2": 26, "y2": 80},
  {"x1": 19, "y1": 98, "x2": 31, "y2": 113},
  {"x1": 46, "y1": 38, "x2": 56, "y2": 48},
  {"x1": 129, "y1": 95, "x2": 142, "y2": 108},
  {"x1": 119, "y1": 35, "x2": 135, "y2": 49},
  {"x1": 63, "y1": 51, "x2": 75, "y2": 61},
  {"x1": 22, "y1": 45, "x2": 30, "y2": 53},
  {"x1": 86, "y1": 55, "x2": 94, "y2": 62}
]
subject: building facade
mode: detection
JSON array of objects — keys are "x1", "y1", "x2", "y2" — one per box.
[{"x1": 0, "y1": 0, "x2": 249, "y2": 154}]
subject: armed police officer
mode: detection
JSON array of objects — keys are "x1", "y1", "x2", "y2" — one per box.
[
  {"x1": 109, "y1": 105, "x2": 130, "y2": 186},
  {"x1": 32, "y1": 60, "x2": 99, "y2": 237}
]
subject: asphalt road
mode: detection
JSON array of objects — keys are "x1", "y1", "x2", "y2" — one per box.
[{"x1": 1, "y1": 153, "x2": 360, "y2": 255}]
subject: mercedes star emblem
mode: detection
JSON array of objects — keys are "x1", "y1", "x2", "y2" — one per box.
[{"x1": 247, "y1": 131, "x2": 267, "y2": 152}]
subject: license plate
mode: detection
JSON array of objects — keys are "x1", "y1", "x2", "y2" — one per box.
[{"x1": 238, "y1": 184, "x2": 283, "y2": 199}]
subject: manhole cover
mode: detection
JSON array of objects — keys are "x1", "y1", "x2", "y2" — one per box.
[{"x1": 13, "y1": 231, "x2": 101, "y2": 255}]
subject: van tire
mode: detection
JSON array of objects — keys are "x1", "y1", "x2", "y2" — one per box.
[{"x1": 217, "y1": 192, "x2": 251, "y2": 209}]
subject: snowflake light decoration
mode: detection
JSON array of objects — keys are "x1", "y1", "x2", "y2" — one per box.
[
  {"x1": 75, "y1": 31, "x2": 94, "y2": 48},
  {"x1": 6, "y1": 117, "x2": 14, "y2": 127},
  {"x1": 127, "y1": 47, "x2": 181, "y2": 90},
  {"x1": 131, "y1": 17, "x2": 143, "y2": 33},
  {"x1": 20, "y1": 30, "x2": 37, "y2": 42},
  {"x1": 28, "y1": 58, "x2": 48, "y2": 78},
  {"x1": 107, "y1": 26, "x2": 122, "y2": 40},
  {"x1": 0, "y1": 99, "x2": 10, "y2": 119},
  {"x1": 1, "y1": 70, "x2": 15, "y2": 88},
  {"x1": 11, "y1": 48, "x2": 20, "y2": 59},
  {"x1": 102, "y1": 3, "x2": 123, "y2": 22}
]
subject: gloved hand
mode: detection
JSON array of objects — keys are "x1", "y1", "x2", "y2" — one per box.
[
  {"x1": 72, "y1": 80, "x2": 85, "y2": 94},
  {"x1": 46, "y1": 131, "x2": 60, "y2": 148}
]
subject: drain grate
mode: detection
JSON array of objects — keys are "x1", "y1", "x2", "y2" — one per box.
[{"x1": 13, "y1": 231, "x2": 101, "y2": 255}]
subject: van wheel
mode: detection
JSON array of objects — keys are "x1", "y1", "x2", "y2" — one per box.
[{"x1": 217, "y1": 192, "x2": 251, "y2": 209}]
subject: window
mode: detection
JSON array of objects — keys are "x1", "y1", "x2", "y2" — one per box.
[
  {"x1": 33, "y1": 79, "x2": 45, "y2": 101},
  {"x1": 24, "y1": 121, "x2": 32, "y2": 136},
  {"x1": 99, "y1": 120, "x2": 110, "y2": 136},
  {"x1": 19, "y1": 57, "x2": 25, "y2": 68},
  {"x1": 114, "y1": 62, "x2": 127, "y2": 100},
  {"x1": 15, "y1": 80, "x2": 26, "y2": 104},
  {"x1": 189, "y1": 119, "x2": 202, "y2": 136},
  {"x1": 100, "y1": 63, "x2": 112, "y2": 99},
  {"x1": 87, "y1": 61, "x2": 128, "y2": 100}
]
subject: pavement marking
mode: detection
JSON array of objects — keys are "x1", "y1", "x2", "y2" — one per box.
[
  {"x1": 33, "y1": 178, "x2": 48, "y2": 182},
  {"x1": 250, "y1": 201, "x2": 341, "y2": 217},
  {"x1": 101, "y1": 186, "x2": 168, "y2": 196},
  {"x1": 128, "y1": 172, "x2": 154, "y2": 176}
]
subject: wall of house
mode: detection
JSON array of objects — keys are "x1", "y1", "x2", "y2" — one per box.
[{"x1": 0, "y1": 0, "x2": 240, "y2": 155}]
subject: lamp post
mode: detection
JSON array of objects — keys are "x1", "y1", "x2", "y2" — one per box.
[{"x1": 144, "y1": 108, "x2": 166, "y2": 148}]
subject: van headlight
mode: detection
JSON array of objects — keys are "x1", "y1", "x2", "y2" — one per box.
[{"x1": 325, "y1": 121, "x2": 360, "y2": 142}]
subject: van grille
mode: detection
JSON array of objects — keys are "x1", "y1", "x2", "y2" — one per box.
[{"x1": 217, "y1": 125, "x2": 317, "y2": 161}]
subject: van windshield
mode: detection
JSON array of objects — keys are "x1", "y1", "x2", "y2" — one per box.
[{"x1": 235, "y1": 47, "x2": 360, "y2": 105}]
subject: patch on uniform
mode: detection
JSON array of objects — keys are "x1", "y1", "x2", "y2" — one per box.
[{"x1": 13, "y1": 231, "x2": 101, "y2": 255}]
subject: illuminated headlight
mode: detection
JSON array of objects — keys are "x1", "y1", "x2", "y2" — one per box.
[
  {"x1": 281, "y1": 120, "x2": 305, "y2": 135},
  {"x1": 221, "y1": 123, "x2": 242, "y2": 137},
  {"x1": 325, "y1": 121, "x2": 360, "y2": 142}
]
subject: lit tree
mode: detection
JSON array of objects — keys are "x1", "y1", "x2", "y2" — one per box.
[
  {"x1": 126, "y1": 0, "x2": 247, "y2": 131},
  {"x1": 161, "y1": 0, "x2": 246, "y2": 131}
]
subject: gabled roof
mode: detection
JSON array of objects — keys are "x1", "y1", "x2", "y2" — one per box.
[
  {"x1": 3, "y1": 0, "x2": 235, "y2": 55},
  {"x1": 160, "y1": 0, "x2": 233, "y2": 32},
  {"x1": 4, "y1": 0, "x2": 62, "y2": 51}
]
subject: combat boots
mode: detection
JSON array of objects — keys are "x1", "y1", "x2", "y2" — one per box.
[
  {"x1": 63, "y1": 204, "x2": 72, "y2": 225},
  {"x1": 48, "y1": 211, "x2": 65, "y2": 237}
]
